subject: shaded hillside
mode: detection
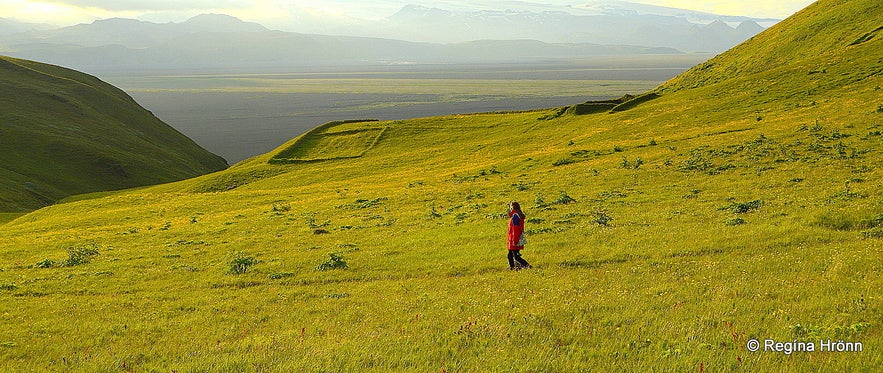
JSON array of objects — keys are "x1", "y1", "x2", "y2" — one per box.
[
  {"x1": 0, "y1": 0, "x2": 881, "y2": 371},
  {"x1": 0, "y1": 56, "x2": 227, "y2": 212}
]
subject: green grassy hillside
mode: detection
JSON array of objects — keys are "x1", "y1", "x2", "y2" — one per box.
[
  {"x1": 659, "y1": 0, "x2": 883, "y2": 92},
  {"x1": 0, "y1": 56, "x2": 227, "y2": 212},
  {"x1": 0, "y1": 0, "x2": 882, "y2": 371}
]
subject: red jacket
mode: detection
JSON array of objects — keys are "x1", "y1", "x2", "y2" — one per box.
[{"x1": 508, "y1": 211, "x2": 525, "y2": 251}]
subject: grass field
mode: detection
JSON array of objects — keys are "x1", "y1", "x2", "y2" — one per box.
[{"x1": 1, "y1": 0, "x2": 882, "y2": 371}]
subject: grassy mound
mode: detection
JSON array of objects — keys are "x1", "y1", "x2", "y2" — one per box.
[{"x1": 270, "y1": 120, "x2": 384, "y2": 164}]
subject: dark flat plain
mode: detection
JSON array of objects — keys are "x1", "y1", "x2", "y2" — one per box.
[{"x1": 107, "y1": 56, "x2": 709, "y2": 164}]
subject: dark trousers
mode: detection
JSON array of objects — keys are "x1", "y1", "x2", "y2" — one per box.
[{"x1": 508, "y1": 250, "x2": 531, "y2": 269}]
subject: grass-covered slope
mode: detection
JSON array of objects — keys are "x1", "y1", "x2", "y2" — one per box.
[
  {"x1": 0, "y1": 0, "x2": 882, "y2": 371},
  {"x1": 0, "y1": 56, "x2": 227, "y2": 212},
  {"x1": 659, "y1": 0, "x2": 883, "y2": 92}
]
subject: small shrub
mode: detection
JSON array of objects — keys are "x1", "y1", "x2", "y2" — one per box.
[
  {"x1": 555, "y1": 191, "x2": 577, "y2": 205},
  {"x1": 598, "y1": 190, "x2": 628, "y2": 200},
  {"x1": 720, "y1": 200, "x2": 764, "y2": 214},
  {"x1": 34, "y1": 259, "x2": 55, "y2": 268},
  {"x1": 726, "y1": 217, "x2": 746, "y2": 226},
  {"x1": 553, "y1": 158, "x2": 575, "y2": 167},
  {"x1": 228, "y1": 253, "x2": 259, "y2": 275},
  {"x1": 339, "y1": 197, "x2": 387, "y2": 209},
  {"x1": 535, "y1": 192, "x2": 577, "y2": 209},
  {"x1": 512, "y1": 181, "x2": 538, "y2": 191},
  {"x1": 534, "y1": 194, "x2": 547, "y2": 209},
  {"x1": 829, "y1": 180, "x2": 869, "y2": 201},
  {"x1": 268, "y1": 272, "x2": 295, "y2": 280},
  {"x1": 338, "y1": 243, "x2": 360, "y2": 252},
  {"x1": 862, "y1": 227, "x2": 883, "y2": 239},
  {"x1": 622, "y1": 157, "x2": 644, "y2": 169},
  {"x1": 478, "y1": 166, "x2": 501, "y2": 176},
  {"x1": 304, "y1": 215, "x2": 330, "y2": 228},
  {"x1": 62, "y1": 245, "x2": 99, "y2": 267},
  {"x1": 317, "y1": 253, "x2": 348, "y2": 271},
  {"x1": 272, "y1": 203, "x2": 291, "y2": 213},
  {"x1": 426, "y1": 206, "x2": 443, "y2": 219},
  {"x1": 0, "y1": 283, "x2": 17, "y2": 291},
  {"x1": 819, "y1": 213, "x2": 883, "y2": 231},
  {"x1": 526, "y1": 227, "x2": 554, "y2": 234},
  {"x1": 679, "y1": 149, "x2": 717, "y2": 174},
  {"x1": 613, "y1": 145, "x2": 624, "y2": 152},
  {"x1": 592, "y1": 211, "x2": 613, "y2": 226}
]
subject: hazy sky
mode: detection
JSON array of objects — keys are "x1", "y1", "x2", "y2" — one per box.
[{"x1": 2, "y1": 0, "x2": 816, "y2": 28}]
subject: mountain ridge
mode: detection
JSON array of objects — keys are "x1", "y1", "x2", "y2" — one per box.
[
  {"x1": 0, "y1": 3, "x2": 776, "y2": 75},
  {"x1": 381, "y1": 2, "x2": 772, "y2": 50},
  {"x1": 0, "y1": 15, "x2": 682, "y2": 74}
]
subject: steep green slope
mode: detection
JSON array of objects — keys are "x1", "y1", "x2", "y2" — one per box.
[
  {"x1": 0, "y1": 0, "x2": 881, "y2": 371},
  {"x1": 659, "y1": 0, "x2": 883, "y2": 92},
  {"x1": 0, "y1": 56, "x2": 228, "y2": 212}
]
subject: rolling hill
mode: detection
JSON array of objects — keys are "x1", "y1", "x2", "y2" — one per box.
[
  {"x1": 0, "y1": 56, "x2": 228, "y2": 212},
  {"x1": 0, "y1": 0, "x2": 881, "y2": 371}
]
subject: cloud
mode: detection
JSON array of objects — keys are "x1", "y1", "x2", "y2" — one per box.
[
  {"x1": 42, "y1": 0, "x2": 253, "y2": 12},
  {"x1": 627, "y1": 0, "x2": 815, "y2": 19},
  {"x1": 4, "y1": 0, "x2": 816, "y2": 31}
]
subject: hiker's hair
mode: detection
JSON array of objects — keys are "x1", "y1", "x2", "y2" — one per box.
[{"x1": 510, "y1": 201, "x2": 526, "y2": 219}]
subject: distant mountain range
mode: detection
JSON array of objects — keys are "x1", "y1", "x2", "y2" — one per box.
[
  {"x1": 0, "y1": 0, "x2": 777, "y2": 74},
  {"x1": 0, "y1": 18, "x2": 54, "y2": 35},
  {"x1": 259, "y1": 1, "x2": 776, "y2": 52},
  {"x1": 380, "y1": 3, "x2": 770, "y2": 51},
  {"x1": 0, "y1": 14, "x2": 685, "y2": 74}
]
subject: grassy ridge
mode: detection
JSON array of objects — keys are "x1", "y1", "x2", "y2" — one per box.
[
  {"x1": 659, "y1": 0, "x2": 883, "y2": 93},
  {"x1": 0, "y1": 56, "x2": 228, "y2": 212},
  {"x1": 0, "y1": 0, "x2": 882, "y2": 370}
]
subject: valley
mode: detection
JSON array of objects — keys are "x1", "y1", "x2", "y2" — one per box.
[{"x1": 106, "y1": 56, "x2": 707, "y2": 163}]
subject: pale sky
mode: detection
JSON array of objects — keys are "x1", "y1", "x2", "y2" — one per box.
[{"x1": 1, "y1": 0, "x2": 816, "y2": 29}]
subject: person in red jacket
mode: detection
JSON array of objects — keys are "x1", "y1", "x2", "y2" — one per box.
[{"x1": 507, "y1": 201, "x2": 532, "y2": 270}]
